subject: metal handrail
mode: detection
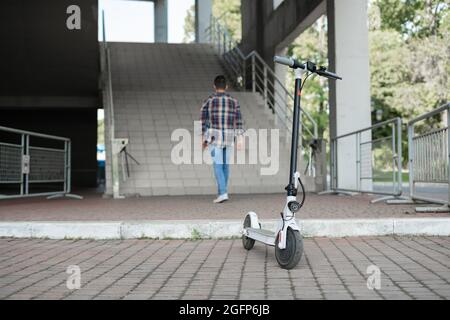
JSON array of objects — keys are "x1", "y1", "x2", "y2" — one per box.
[
  {"x1": 0, "y1": 126, "x2": 70, "y2": 142},
  {"x1": 334, "y1": 118, "x2": 402, "y2": 140},
  {"x1": 206, "y1": 16, "x2": 318, "y2": 144},
  {"x1": 100, "y1": 10, "x2": 122, "y2": 199},
  {"x1": 408, "y1": 103, "x2": 450, "y2": 126}
]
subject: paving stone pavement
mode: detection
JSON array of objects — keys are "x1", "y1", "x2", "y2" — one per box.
[
  {"x1": 0, "y1": 237, "x2": 449, "y2": 300},
  {"x1": 1, "y1": 192, "x2": 449, "y2": 221}
]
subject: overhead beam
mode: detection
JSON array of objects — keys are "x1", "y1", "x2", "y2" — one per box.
[{"x1": 241, "y1": 0, "x2": 323, "y2": 63}]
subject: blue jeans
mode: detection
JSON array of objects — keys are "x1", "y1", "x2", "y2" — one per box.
[{"x1": 209, "y1": 146, "x2": 230, "y2": 196}]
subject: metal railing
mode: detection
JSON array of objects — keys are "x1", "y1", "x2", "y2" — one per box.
[
  {"x1": 205, "y1": 16, "x2": 318, "y2": 148},
  {"x1": 407, "y1": 103, "x2": 449, "y2": 212},
  {"x1": 321, "y1": 118, "x2": 403, "y2": 203},
  {"x1": 0, "y1": 126, "x2": 81, "y2": 200},
  {"x1": 100, "y1": 10, "x2": 125, "y2": 199}
]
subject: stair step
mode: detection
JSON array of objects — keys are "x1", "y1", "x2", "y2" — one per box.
[{"x1": 104, "y1": 43, "x2": 315, "y2": 196}]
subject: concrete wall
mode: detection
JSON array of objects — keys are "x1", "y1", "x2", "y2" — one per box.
[
  {"x1": 0, "y1": 0, "x2": 100, "y2": 187},
  {"x1": 0, "y1": 0, "x2": 100, "y2": 108}
]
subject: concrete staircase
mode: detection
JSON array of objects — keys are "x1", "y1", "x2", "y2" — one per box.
[{"x1": 106, "y1": 43, "x2": 313, "y2": 197}]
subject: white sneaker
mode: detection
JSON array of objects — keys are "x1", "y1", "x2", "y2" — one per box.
[{"x1": 213, "y1": 193, "x2": 229, "y2": 203}]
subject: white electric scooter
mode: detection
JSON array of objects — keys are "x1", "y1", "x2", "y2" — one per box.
[{"x1": 242, "y1": 55, "x2": 342, "y2": 269}]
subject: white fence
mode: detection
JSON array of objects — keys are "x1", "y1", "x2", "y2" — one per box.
[
  {"x1": 407, "y1": 103, "x2": 449, "y2": 212},
  {"x1": 0, "y1": 126, "x2": 81, "y2": 200}
]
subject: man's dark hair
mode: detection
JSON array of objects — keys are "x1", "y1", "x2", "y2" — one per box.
[{"x1": 214, "y1": 75, "x2": 227, "y2": 90}]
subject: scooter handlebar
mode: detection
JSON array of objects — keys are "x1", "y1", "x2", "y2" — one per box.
[{"x1": 274, "y1": 55, "x2": 342, "y2": 80}]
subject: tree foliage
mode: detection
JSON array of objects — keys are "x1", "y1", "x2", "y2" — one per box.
[
  {"x1": 370, "y1": 0, "x2": 449, "y2": 165},
  {"x1": 183, "y1": 4, "x2": 195, "y2": 43},
  {"x1": 370, "y1": 0, "x2": 449, "y2": 125},
  {"x1": 375, "y1": 0, "x2": 448, "y2": 38},
  {"x1": 183, "y1": 0, "x2": 241, "y2": 43},
  {"x1": 212, "y1": 0, "x2": 242, "y2": 40}
]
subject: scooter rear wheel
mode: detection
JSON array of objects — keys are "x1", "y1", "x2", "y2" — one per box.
[
  {"x1": 242, "y1": 215, "x2": 255, "y2": 250},
  {"x1": 275, "y1": 228, "x2": 303, "y2": 269}
]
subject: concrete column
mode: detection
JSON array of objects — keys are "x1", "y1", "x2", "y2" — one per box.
[
  {"x1": 100, "y1": 45, "x2": 113, "y2": 197},
  {"x1": 195, "y1": 0, "x2": 212, "y2": 43},
  {"x1": 327, "y1": 0, "x2": 372, "y2": 191},
  {"x1": 154, "y1": 0, "x2": 168, "y2": 43}
]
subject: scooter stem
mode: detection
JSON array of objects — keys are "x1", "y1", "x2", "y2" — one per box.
[{"x1": 286, "y1": 70, "x2": 304, "y2": 196}]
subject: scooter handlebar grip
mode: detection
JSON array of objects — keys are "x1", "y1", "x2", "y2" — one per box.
[
  {"x1": 316, "y1": 69, "x2": 342, "y2": 80},
  {"x1": 274, "y1": 56, "x2": 306, "y2": 70},
  {"x1": 274, "y1": 56, "x2": 295, "y2": 67}
]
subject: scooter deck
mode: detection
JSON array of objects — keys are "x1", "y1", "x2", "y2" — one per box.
[
  {"x1": 247, "y1": 228, "x2": 274, "y2": 236},
  {"x1": 245, "y1": 228, "x2": 276, "y2": 246}
]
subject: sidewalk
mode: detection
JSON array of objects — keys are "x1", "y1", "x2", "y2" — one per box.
[
  {"x1": 0, "y1": 237, "x2": 449, "y2": 300},
  {"x1": 1, "y1": 191, "x2": 449, "y2": 221}
]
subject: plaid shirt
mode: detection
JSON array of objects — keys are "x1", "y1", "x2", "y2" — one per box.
[{"x1": 200, "y1": 92, "x2": 244, "y2": 148}]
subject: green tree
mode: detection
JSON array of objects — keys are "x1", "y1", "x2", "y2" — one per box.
[
  {"x1": 375, "y1": 0, "x2": 448, "y2": 37},
  {"x1": 369, "y1": 1, "x2": 449, "y2": 166},
  {"x1": 212, "y1": 0, "x2": 242, "y2": 40},
  {"x1": 369, "y1": 0, "x2": 449, "y2": 122},
  {"x1": 98, "y1": 118, "x2": 104, "y2": 145},
  {"x1": 183, "y1": 0, "x2": 241, "y2": 42},
  {"x1": 183, "y1": 4, "x2": 196, "y2": 43}
]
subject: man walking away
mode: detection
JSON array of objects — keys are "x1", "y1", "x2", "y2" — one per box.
[{"x1": 200, "y1": 75, "x2": 243, "y2": 203}]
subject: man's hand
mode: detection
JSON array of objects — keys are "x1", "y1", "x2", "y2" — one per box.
[
  {"x1": 236, "y1": 136, "x2": 244, "y2": 151},
  {"x1": 202, "y1": 141, "x2": 208, "y2": 151}
]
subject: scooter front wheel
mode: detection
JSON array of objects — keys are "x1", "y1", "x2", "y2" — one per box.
[
  {"x1": 275, "y1": 228, "x2": 303, "y2": 269},
  {"x1": 242, "y1": 215, "x2": 255, "y2": 250}
]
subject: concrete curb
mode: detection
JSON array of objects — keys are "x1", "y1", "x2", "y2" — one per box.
[{"x1": 0, "y1": 218, "x2": 450, "y2": 240}]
